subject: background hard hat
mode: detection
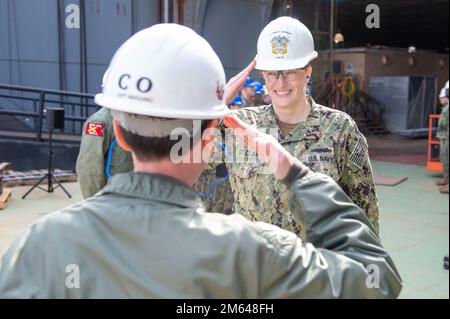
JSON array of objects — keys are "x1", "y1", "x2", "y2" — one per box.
[
  {"x1": 255, "y1": 16, "x2": 318, "y2": 71},
  {"x1": 95, "y1": 24, "x2": 229, "y2": 119},
  {"x1": 262, "y1": 84, "x2": 269, "y2": 96},
  {"x1": 253, "y1": 81, "x2": 264, "y2": 94},
  {"x1": 243, "y1": 77, "x2": 257, "y2": 88},
  {"x1": 228, "y1": 95, "x2": 243, "y2": 106}
]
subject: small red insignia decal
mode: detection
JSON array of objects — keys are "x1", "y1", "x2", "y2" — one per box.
[{"x1": 85, "y1": 123, "x2": 105, "y2": 137}]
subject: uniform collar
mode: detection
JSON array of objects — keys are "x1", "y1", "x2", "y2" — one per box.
[
  {"x1": 99, "y1": 172, "x2": 203, "y2": 210},
  {"x1": 267, "y1": 97, "x2": 322, "y2": 143}
]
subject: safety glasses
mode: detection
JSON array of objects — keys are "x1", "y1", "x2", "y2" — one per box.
[{"x1": 263, "y1": 68, "x2": 306, "y2": 82}]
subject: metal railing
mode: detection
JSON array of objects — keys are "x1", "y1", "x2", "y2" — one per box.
[{"x1": 0, "y1": 84, "x2": 99, "y2": 141}]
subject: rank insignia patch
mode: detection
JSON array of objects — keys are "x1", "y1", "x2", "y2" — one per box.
[{"x1": 85, "y1": 123, "x2": 105, "y2": 137}]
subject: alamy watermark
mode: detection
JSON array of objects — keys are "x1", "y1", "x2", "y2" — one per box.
[
  {"x1": 65, "y1": 264, "x2": 80, "y2": 289},
  {"x1": 167, "y1": 121, "x2": 279, "y2": 174},
  {"x1": 64, "y1": 4, "x2": 380, "y2": 31},
  {"x1": 65, "y1": 4, "x2": 80, "y2": 29},
  {"x1": 366, "y1": 4, "x2": 380, "y2": 29}
]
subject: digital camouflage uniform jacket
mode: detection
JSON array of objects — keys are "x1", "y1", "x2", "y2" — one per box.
[
  {"x1": 193, "y1": 167, "x2": 234, "y2": 215},
  {"x1": 216, "y1": 99, "x2": 379, "y2": 236},
  {"x1": 437, "y1": 104, "x2": 449, "y2": 140},
  {"x1": 437, "y1": 104, "x2": 449, "y2": 179},
  {"x1": 76, "y1": 108, "x2": 133, "y2": 198}
]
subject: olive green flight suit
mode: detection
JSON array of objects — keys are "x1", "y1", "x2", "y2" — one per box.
[{"x1": 0, "y1": 162, "x2": 402, "y2": 298}]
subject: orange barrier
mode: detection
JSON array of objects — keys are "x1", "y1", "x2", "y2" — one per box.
[{"x1": 427, "y1": 114, "x2": 443, "y2": 173}]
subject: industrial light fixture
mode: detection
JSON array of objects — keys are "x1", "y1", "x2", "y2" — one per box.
[
  {"x1": 381, "y1": 55, "x2": 389, "y2": 65},
  {"x1": 408, "y1": 46, "x2": 416, "y2": 67},
  {"x1": 408, "y1": 46, "x2": 417, "y2": 53},
  {"x1": 334, "y1": 32, "x2": 344, "y2": 44}
]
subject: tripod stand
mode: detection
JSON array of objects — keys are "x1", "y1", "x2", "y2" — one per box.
[{"x1": 23, "y1": 112, "x2": 72, "y2": 199}]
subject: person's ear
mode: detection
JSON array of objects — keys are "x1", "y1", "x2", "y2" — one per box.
[
  {"x1": 113, "y1": 119, "x2": 132, "y2": 152},
  {"x1": 306, "y1": 66, "x2": 312, "y2": 78},
  {"x1": 303, "y1": 66, "x2": 312, "y2": 85}
]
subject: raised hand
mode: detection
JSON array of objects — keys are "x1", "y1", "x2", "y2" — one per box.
[
  {"x1": 224, "y1": 59, "x2": 256, "y2": 105},
  {"x1": 223, "y1": 115, "x2": 297, "y2": 180}
]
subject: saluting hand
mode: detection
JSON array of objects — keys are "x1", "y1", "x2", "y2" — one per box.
[
  {"x1": 224, "y1": 59, "x2": 256, "y2": 105},
  {"x1": 223, "y1": 115, "x2": 298, "y2": 180}
]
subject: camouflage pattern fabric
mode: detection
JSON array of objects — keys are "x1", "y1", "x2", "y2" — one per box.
[
  {"x1": 437, "y1": 104, "x2": 449, "y2": 179},
  {"x1": 219, "y1": 98, "x2": 379, "y2": 237},
  {"x1": 193, "y1": 166, "x2": 234, "y2": 215},
  {"x1": 440, "y1": 139, "x2": 449, "y2": 180},
  {"x1": 437, "y1": 104, "x2": 449, "y2": 139}
]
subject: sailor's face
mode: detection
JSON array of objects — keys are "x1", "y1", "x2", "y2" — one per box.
[{"x1": 262, "y1": 69, "x2": 308, "y2": 109}]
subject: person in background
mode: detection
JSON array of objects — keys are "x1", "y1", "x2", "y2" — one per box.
[
  {"x1": 439, "y1": 85, "x2": 449, "y2": 107},
  {"x1": 252, "y1": 82, "x2": 272, "y2": 106},
  {"x1": 239, "y1": 77, "x2": 257, "y2": 107},
  {"x1": 436, "y1": 81, "x2": 449, "y2": 194},
  {"x1": 251, "y1": 81, "x2": 264, "y2": 106},
  {"x1": 228, "y1": 95, "x2": 243, "y2": 110},
  {"x1": 76, "y1": 69, "x2": 133, "y2": 199}
]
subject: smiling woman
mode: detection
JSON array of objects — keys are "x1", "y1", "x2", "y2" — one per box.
[{"x1": 220, "y1": 16, "x2": 380, "y2": 237}]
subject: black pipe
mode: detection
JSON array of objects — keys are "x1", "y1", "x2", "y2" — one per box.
[
  {"x1": 36, "y1": 92, "x2": 45, "y2": 141},
  {"x1": 79, "y1": 0, "x2": 87, "y2": 124},
  {"x1": 57, "y1": 0, "x2": 67, "y2": 93},
  {"x1": 131, "y1": 0, "x2": 136, "y2": 34},
  {"x1": 81, "y1": 0, "x2": 88, "y2": 103}
]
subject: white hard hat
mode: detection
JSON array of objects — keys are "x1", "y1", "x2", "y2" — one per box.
[
  {"x1": 439, "y1": 87, "x2": 447, "y2": 98},
  {"x1": 255, "y1": 16, "x2": 318, "y2": 71},
  {"x1": 445, "y1": 81, "x2": 449, "y2": 90},
  {"x1": 95, "y1": 24, "x2": 229, "y2": 120}
]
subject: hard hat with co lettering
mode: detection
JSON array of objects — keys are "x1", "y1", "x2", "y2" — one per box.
[
  {"x1": 95, "y1": 24, "x2": 229, "y2": 120},
  {"x1": 255, "y1": 16, "x2": 318, "y2": 71}
]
